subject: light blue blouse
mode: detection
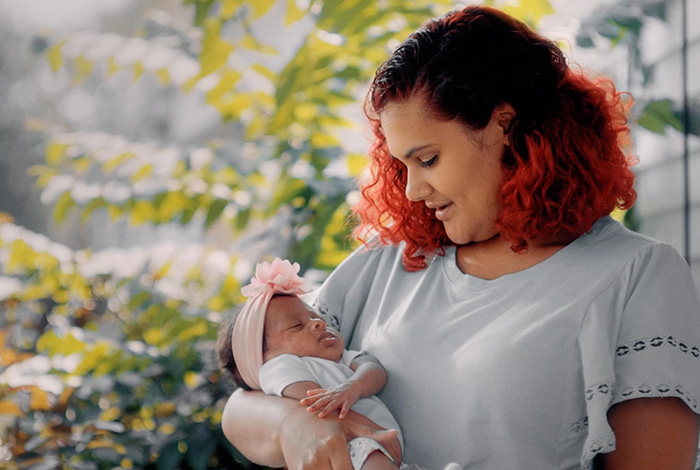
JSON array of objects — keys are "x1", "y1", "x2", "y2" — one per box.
[{"x1": 313, "y1": 217, "x2": 700, "y2": 469}]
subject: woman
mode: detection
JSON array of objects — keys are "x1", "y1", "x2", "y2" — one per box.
[{"x1": 222, "y1": 5, "x2": 700, "y2": 469}]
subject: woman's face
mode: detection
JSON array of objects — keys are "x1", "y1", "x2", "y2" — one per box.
[
  {"x1": 379, "y1": 94, "x2": 509, "y2": 245},
  {"x1": 262, "y1": 296, "x2": 344, "y2": 363}
]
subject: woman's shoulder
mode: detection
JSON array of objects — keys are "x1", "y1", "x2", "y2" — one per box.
[{"x1": 581, "y1": 216, "x2": 683, "y2": 265}]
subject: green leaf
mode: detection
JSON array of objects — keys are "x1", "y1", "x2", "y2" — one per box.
[
  {"x1": 53, "y1": 191, "x2": 76, "y2": 224},
  {"x1": 638, "y1": 99, "x2": 683, "y2": 134},
  {"x1": 204, "y1": 198, "x2": 228, "y2": 228}
]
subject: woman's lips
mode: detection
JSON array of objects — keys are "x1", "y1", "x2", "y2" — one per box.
[{"x1": 435, "y1": 203, "x2": 453, "y2": 221}]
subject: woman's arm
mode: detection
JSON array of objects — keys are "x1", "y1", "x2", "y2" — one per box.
[
  {"x1": 596, "y1": 397, "x2": 699, "y2": 469},
  {"x1": 221, "y1": 389, "x2": 401, "y2": 469}
]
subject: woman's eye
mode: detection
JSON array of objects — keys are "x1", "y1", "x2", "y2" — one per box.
[{"x1": 420, "y1": 155, "x2": 438, "y2": 168}]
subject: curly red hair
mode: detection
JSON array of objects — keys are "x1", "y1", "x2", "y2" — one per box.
[{"x1": 352, "y1": 5, "x2": 637, "y2": 271}]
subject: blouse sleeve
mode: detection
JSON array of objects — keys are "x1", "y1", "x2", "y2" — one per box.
[
  {"x1": 577, "y1": 242, "x2": 700, "y2": 468},
  {"x1": 311, "y1": 244, "x2": 395, "y2": 343}
]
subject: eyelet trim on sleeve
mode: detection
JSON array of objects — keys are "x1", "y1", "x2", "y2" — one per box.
[
  {"x1": 615, "y1": 335, "x2": 700, "y2": 360},
  {"x1": 581, "y1": 434, "x2": 616, "y2": 470}
]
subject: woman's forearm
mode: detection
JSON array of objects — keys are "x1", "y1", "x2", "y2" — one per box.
[
  {"x1": 221, "y1": 388, "x2": 400, "y2": 470},
  {"x1": 221, "y1": 389, "x2": 294, "y2": 467}
]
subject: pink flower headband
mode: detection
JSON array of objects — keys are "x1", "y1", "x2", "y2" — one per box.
[{"x1": 231, "y1": 258, "x2": 313, "y2": 389}]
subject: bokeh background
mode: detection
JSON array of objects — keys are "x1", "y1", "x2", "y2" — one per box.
[{"x1": 0, "y1": 0, "x2": 697, "y2": 468}]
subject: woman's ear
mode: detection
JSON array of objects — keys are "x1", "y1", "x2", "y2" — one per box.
[{"x1": 494, "y1": 103, "x2": 516, "y2": 133}]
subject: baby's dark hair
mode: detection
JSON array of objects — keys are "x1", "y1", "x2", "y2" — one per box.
[{"x1": 216, "y1": 306, "x2": 251, "y2": 391}]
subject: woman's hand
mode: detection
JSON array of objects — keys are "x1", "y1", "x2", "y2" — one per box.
[
  {"x1": 280, "y1": 405, "x2": 402, "y2": 470},
  {"x1": 300, "y1": 384, "x2": 361, "y2": 419}
]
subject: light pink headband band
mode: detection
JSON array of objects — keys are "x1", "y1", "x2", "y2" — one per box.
[{"x1": 232, "y1": 258, "x2": 313, "y2": 389}]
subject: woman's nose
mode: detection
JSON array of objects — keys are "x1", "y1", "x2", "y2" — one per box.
[{"x1": 405, "y1": 170, "x2": 430, "y2": 202}]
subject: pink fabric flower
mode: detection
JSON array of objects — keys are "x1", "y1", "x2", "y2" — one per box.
[{"x1": 241, "y1": 258, "x2": 313, "y2": 298}]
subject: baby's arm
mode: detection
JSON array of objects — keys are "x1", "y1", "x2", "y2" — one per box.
[{"x1": 301, "y1": 354, "x2": 388, "y2": 419}]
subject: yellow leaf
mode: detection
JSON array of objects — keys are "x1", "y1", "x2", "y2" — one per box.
[
  {"x1": 143, "y1": 327, "x2": 164, "y2": 346},
  {"x1": 102, "y1": 152, "x2": 135, "y2": 173},
  {"x1": 46, "y1": 142, "x2": 70, "y2": 166},
  {"x1": 132, "y1": 61, "x2": 145, "y2": 81},
  {"x1": 293, "y1": 102, "x2": 317, "y2": 122},
  {"x1": 155, "y1": 68, "x2": 170, "y2": 86},
  {"x1": 154, "y1": 402, "x2": 176, "y2": 418},
  {"x1": 128, "y1": 200, "x2": 154, "y2": 226},
  {"x1": 220, "y1": 0, "x2": 239, "y2": 18},
  {"x1": 0, "y1": 400, "x2": 23, "y2": 416},
  {"x1": 500, "y1": 0, "x2": 554, "y2": 27},
  {"x1": 74, "y1": 343, "x2": 109, "y2": 375},
  {"x1": 240, "y1": 34, "x2": 277, "y2": 55},
  {"x1": 285, "y1": 0, "x2": 307, "y2": 26},
  {"x1": 251, "y1": 63, "x2": 276, "y2": 81},
  {"x1": 249, "y1": 0, "x2": 276, "y2": 18},
  {"x1": 204, "y1": 68, "x2": 242, "y2": 105},
  {"x1": 130, "y1": 163, "x2": 153, "y2": 182},
  {"x1": 101, "y1": 406, "x2": 121, "y2": 421},
  {"x1": 72, "y1": 56, "x2": 94, "y2": 85},
  {"x1": 46, "y1": 41, "x2": 65, "y2": 73},
  {"x1": 6, "y1": 239, "x2": 37, "y2": 274},
  {"x1": 107, "y1": 56, "x2": 119, "y2": 77},
  {"x1": 346, "y1": 153, "x2": 369, "y2": 177},
  {"x1": 200, "y1": 18, "x2": 235, "y2": 77},
  {"x1": 184, "y1": 371, "x2": 202, "y2": 388},
  {"x1": 156, "y1": 192, "x2": 187, "y2": 222},
  {"x1": 30, "y1": 387, "x2": 51, "y2": 411},
  {"x1": 86, "y1": 440, "x2": 126, "y2": 454},
  {"x1": 177, "y1": 322, "x2": 208, "y2": 342},
  {"x1": 108, "y1": 204, "x2": 122, "y2": 221},
  {"x1": 310, "y1": 132, "x2": 340, "y2": 148}
]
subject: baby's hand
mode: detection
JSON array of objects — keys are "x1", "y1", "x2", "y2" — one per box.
[{"x1": 299, "y1": 383, "x2": 360, "y2": 419}]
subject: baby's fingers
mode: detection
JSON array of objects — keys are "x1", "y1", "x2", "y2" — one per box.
[
  {"x1": 300, "y1": 390, "x2": 328, "y2": 406},
  {"x1": 338, "y1": 401, "x2": 352, "y2": 420}
]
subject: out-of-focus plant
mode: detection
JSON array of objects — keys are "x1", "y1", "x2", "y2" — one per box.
[
  {"x1": 1, "y1": 0, "x2": 556, "y2": 468},
  {"x1": 575, "y1": 0, "x2": 699, "y2": 137}
]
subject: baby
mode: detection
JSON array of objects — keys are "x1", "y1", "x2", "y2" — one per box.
[{"x1": 217, "y1": 258, "x2": 403, "y2": 470}]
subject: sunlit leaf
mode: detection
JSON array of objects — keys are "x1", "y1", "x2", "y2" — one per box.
[
  {"x1": 155, "y1": 67, "x2": 170, "y2": 86},
  {"x1": 46, "y1": 41, "x2": 65, "y2": 73},
  {"x1": 37, "y1": 330, "x2": 87, "y2": 356},
  {"x1": 53, "y1": 191, "x2": 76, "y2": 224},
  {"x1": 131, "y1": 164, "x2": 154, "y2": 182},
  {"x1": 240, "y1": 33, "x2": 277, "y2": 55},
  {"x1": 249, "y1": 0, "x2": 277, "y2": 19},
  {"x1": 30, "y1": 387, "x2": 51, "y2": 411},
  {"x1": 199, "y1": 18, "x2": 235, "y2": 77},
  {"x1": 0, "y1": 400, "x2": 23, "y2": 416},
  {"x1": 285, "y1": 0, "x2": 307, "y2": 26},
  {"x1": 72, "y1": 56, "x2": 95, "y2": 85},
  {"x1": 346, "y1": 153, "x2": 369, "y2": 177},
  {"x1": 133, "y1": 61, "x2": 145, "y2": 81},
  {"x1": 46, "y1": 142, "x2": 70, "y2": 166}
]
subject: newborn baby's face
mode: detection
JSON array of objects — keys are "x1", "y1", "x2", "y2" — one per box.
[{"x1": 262, "y1": 295, "x2": 344, "y2": 364}]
